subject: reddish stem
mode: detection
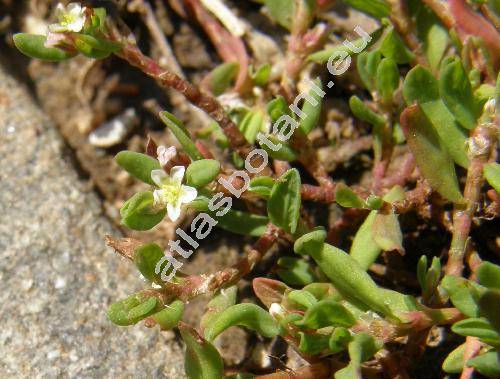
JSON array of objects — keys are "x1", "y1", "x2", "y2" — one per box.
[
  {"x1": 114, "y1": 39, "x2": 252, "y2": 159},
  {"x1": 445, "y1": 124, "x2": 496, "y2": 276}
]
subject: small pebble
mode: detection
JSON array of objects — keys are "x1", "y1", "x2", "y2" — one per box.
[
  {"x1": 47, "y1": 350, "x2": 60, "y2": 360},
  {"x1": 88, "y1": 108, "x2": 137, "y2": 148},
  {"x1": 54, "y1": 277, "x2": 66, "y2": 289}
]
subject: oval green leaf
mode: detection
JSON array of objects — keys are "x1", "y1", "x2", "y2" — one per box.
[
  {"x1": 400, "y1": 105, "x2": 463, "y2": 203},
  {"x1": 13, "y1": 33, "x2": 76, "y2": 61},
  {"x1": 115, "y1": 151, "x2": 162, "y2": 185},
  {"x1": 120, "y1": 191, "x2": 166, "y2": 231},
  {"x1": 186, "y1": 159, "x2": 221, "y2": 188},
  {"x1": 268, "y1": 169, "x2": 301, "y2": 234}
]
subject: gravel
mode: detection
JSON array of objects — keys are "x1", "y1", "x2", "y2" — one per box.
[{"x1": 0, "y1": 64, "x2": 185, "y2": 378}]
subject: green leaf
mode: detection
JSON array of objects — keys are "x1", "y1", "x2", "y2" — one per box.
[
  {"x1": 474, "y1": 84, "x2": 496, "y2": 111},
  {"x1": 152, "y1": 300, "x2": 185, "y2": 330},
  {"x1": 350, "y1": 212, "x2": 380, "y2": 270},
  {"x1": 442, "y1": 343, "x2": 466, "y2": 374},
  {"x1": 351, "y1": 187, "x2": 402, "y2": 271},
  {"x1": 268, "y1": 169, "x2": 301, "y2": 234},
  {"x1": 349, "y1": 96, "x2": 385, "y2": 127},
  {"x1": 75, "y1": 34, "x2": 122, "y2": 53},
  {"x1": 349, "y1": 332, "x2": 381, "y2": 363},
  {"x1": 191, "y1": 197, "x2": 268, "y2": 237},
  {"x1": 442, "y1": 275, "x2": 485, "y2": 318},
  {"x1": 303, "y1": 282, "x2": 341, "y2": 301},
  {"x1": 478, "y1": 262, "x2": 500, "y2": 290},
  {"x1": 479, "y1": 290, "x2": 500, "y2": 333},
  {"x1": 452, "y1": 318, "x2": 500, "y2": 343},
  {"x1": 239, "y1": 110, "x2": 265, "y2": 144},
  {"x1": 308, "y1": 28, "x2": 384, "y2": 63},
  {"x1": 417, "y1": 256, "x2": 429, "y2": 294},
  {"x1": 294, "y1": 230, "x2": 398, "y2": 317},
  {"x1": 484, "y1": 163, "x2": 500, "y2": 193},
  {"x1": 417, "y1": 256, "x2": 441, "y2": 299},
  {"x1": 207, "y1": 62, "x2": 239, "y2": 95},
  {"x1": 204, "y1": 303, "x2": 279, "y2": 341},
  {"x1": 416, "y1": 5, "x2": 449, "y2": 72},
  {"x1": 335, "y1": 333, "x2": 381, "y2": 379},
  {"x1": 335, "y1": 183, "x2": 365, "y2": 208},
  {"x1": 74, "y1": 37, "x2": 112, "y2": 59},
  {"x1": 259, "y1": 135, "x2": 298, "y2": 162},
  {"x1": 186, "y1": 160, "x2": 221, "y2": 188},
  {"x1": 107, "y1": 292, "x2": 161, "y2": 326},
  {"x1": 400, "y1": 105, "x2": 463, "y2": 203},
  {"x1": 265, "y1": 0, "x2": 295, "y2": 29},
  {"x1": 296, "y1": 300, "x2": 356, "y2": 329},
  {"x1": 248, "y1": 176, "x2": 275, "y2": 198},
  {"x1": 134, "y1": 243, "x2": 166, "y2": 284},
  {"x1": 267, "y1": 96, "x2": 292, "y2": 123},
  {"x1": 115, "y1": 151, "x2": 162, "y2": 185},
  {"x1": 341, "y1": 0, "x2": 390, "y2": 19},
  {"x1": 372, "y1": 211, "x2": 403, "y2": 253},
  {"x1": 298, "y1": 332, "x2": 330, "y2": 355},
  {"x1": 13, "y1": 33, "x2": 76, "y2": 61},
  {"x1": 376, "y1": 58, "x2": 400, "y2": 105},
  {"x1": 365, "y1": 195, "x2": 383, "y2": 210},
  {"x1": 159, "y1": 111, "x2": 203, "y2": 160},
  {"x1": 497, "y1": 72, "x2": 500, "y2": 107},
  {"x1": 120, "y1": 191, "x2": 166, "y2": 231},
  {"x1": 90, "y1": 7, "x2": 108, "y2": 32},
  {"x1": 379, "y1": 28, "x2": 415, "y2": 64},
  {"x1": 299, "y1": 79, "x2": 323, "y2": 134},
  {"x1": 218, "y1": 210, "x2": 269, "y2": 236},
  {"x1": 329, "y1": 327, "x2": 352, "y2": 353},
  {"x1": 277, "y1": 257, "x2": 316, "y2": 286},
  {"x1": 439, "y1": 59, "x2": 479, "y2": 130},
  {"x1": 201, "y1": 286, "x2": 238, "y2": 331},
  {"x1": 251, "y1": 64, "x2": 271, "y2": 86},
  {"x1": 286, "y1": 289, "x2": 318, "y2": 310},
  {"x1": 357, "y1": 50, "x2": 382, "y2": 91},
  {"x1": 467, "y1": 351, "x2": 500, "y2": 378},
  {"x1": 403, "y1": 65, "x2": 469, "y2": 168},
  {"x1": 335, "y1": 363, "x2": 360, "y2": 379},
  {"x1": 179, "y1": 323, "x2": 224, "y2": 379}
]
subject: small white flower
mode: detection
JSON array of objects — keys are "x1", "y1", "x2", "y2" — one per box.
[
  {"x1": 157, "y1": 145, "x2": 177, "y2": 166},
  {"x1": 49, "y1": 3, "x2": 87, "y2": 33},
  {"x1": 151, "y1": 166, "x2": 197, "y2": 222}
]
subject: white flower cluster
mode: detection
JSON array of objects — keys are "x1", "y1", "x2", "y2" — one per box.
[{"x1": 49, "y1": 3, "x2": 87, "y2": 33}]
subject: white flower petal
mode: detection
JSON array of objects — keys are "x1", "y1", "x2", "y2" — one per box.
[
  {"x1": 67, "y1": 3, "x2": 82, "y2": 14},
  {"x1": 167, "y1": 202, "x2": 182, "y2": 222},
  {"x1": 67, "y1": 17, "x2": 85, "y2": 32},
  {"x1": 151, "y1": 169, "x2": 168, "y2": 187},
  {"x1": 180, "y1": 185, "x2": 197, "y2": 204},
  {"x1": 157, "y1": 145, "x2": 177, "y2": 166},
  {"x1": 55, "y1": 3, "x2": 66, "y2": 17},
  {"x1": 153, "y1": 189, "x2": 165, "y2": 206},
  {"x1": 170, "y1": 166, "x2": 185, "y2": 185}
]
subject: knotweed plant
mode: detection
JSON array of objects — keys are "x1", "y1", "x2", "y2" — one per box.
[{"x1": 14, "y1": 0, "x2": 500, "y2": 378}]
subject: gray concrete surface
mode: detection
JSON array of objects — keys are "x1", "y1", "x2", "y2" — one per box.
[{"x1": 0, "y1": 65, "x2": 185, "y2": 378}]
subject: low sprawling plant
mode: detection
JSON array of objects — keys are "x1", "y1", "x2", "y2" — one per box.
[{"x1": 14, "y1": 0, "x2": 499, "y2": 377}]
